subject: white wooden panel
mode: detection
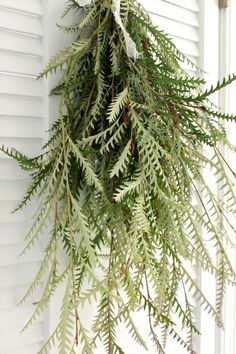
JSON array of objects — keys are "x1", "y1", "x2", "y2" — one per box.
[
  {"x1": 0, "y1": 74, "x2": 42, "y2": 97},
  {"x1": 0, "y1": 0, "x2": 43, "y2": 16},
  {"x1": 0, "y1": 262, "x2": 40, "y2": 289},
  {"x1": 140, "y1": 0, "x2": 201, "y2": 74},
  {"x1": 4, "y1": 342, "x2": 43, "y2": 354},
  {"x1": 0, "y1": 180, "x2": 28, "y2": 201},
  {"x1": 0, "y1": 116, "x2": 43, "y2": 139},
  {"x1": 0, "y1": 8, "x2": 42, "y2": 36},
  {"x1": 0, "y1": 243, "x2": 42, "y2": 266},
  {"x1": 0, "y1": 284, "x2": 42, "y2": 310},
  {"x1": 0, "y1": 138, "x2": 42, "y2": 159},
  {"x1": 0, "y1": 306, "x2": 43, "y2": 331},
  {"x1": 0, "y1": 323, "x2": 44, "y2": 353},
  {"x1": 0, "y1": 287, "x2": 18, "y2": 311},
  {"x1": 165, "y1": 0, "x2": 199, "y2": 12},
  {"x1": 0, "y1": 221, "x2": 30, "y2": 245},
  {"x1": 0, "y1": 95, "x2": 43, "y2": 117},
  {"x1": 0, "y1": 222, "x2": 42, "y2": 275},
  {"x1": 0, "y1": 30, "x2": 42, "y2": 56},
  {"x1": 0, "y1": 201, "x2": 34, "y2": 223},
  {"x1": 0, "y1": 160, "x2": 29, "y2": 181},
  {"x1": 140, "y1": 0, "x2": 199, "y2": 27},
  {"x1": 151, "y1": 14, "x2": 199, "y2": 42},
  {"x1": 173, "y1": 37, "x2": 199, "y2": 57},
  {"x1": 0, "y1": 201, "x2": 33, "y2": 224},
  {"x1": 0, "y1": 51, "x2": 42, "y2": 76},
  {"x1": 0, "y1": 1, "x2": 46, "y2": 352}
]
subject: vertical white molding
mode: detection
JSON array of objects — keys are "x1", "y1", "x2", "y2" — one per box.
[
  {"x1": 41, "y1": 0, "x2": 50, "y2": 348},
  {"x1": 199, "y1": 1, "x2": 220, "y2": 354},
  {"x1": 216, "y1": 4, "x2": 230, "y2": 354},
  {"x1": 199, "y1": 2, "x2": 236, "y2": 354},
  {"x1": 221, "y1": 1, "x2": 236, "y2": 353},
  {"x1": 42, "y1": 0, "x2": 50, "y2": 146}
]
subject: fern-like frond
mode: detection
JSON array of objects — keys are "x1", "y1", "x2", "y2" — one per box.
[
  {"x1": 107, "y1": 87, "x2": 129, "y2": 123},
  {"x1": 0, "y1": 145, "x2": 41, "y2": 171},
  {"x1": 114, "y1": 171, "x2": 142, "y2": 201},
  {"x1": 110, "y1": 139, "x2": 132, "y2": 177}
]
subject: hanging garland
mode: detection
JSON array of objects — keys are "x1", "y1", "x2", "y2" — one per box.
[{"x1": 2, "y1": 0, "x2": 236, "y2": 353}]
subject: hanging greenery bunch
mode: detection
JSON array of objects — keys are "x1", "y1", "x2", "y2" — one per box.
[{"x1": 2, "y1": 0, "x2": 236, "y2": 353}]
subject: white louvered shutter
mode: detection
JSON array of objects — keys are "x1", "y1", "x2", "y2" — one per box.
[
  {"x1": 0, "y1": 2, "x2": 46, "y2": 353},
  {"x1": 1, "y1": 1, "x2": 232, "y2": 354},
  {"x1": 141, "y1": 0, "x2": 201, "y2": 73},
  {"x1": 0, "y1": 1, "x2": 75, "y2": 353}
]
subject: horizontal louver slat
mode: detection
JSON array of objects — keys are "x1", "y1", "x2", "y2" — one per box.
[
  {"x1": 0, "y1": 116, "x2": 43, "y2": 139},
  {"x1": 151, "y1": 14, "x2": 199, "y2": 42},
  {"x1": 0, "y1": 8, "x2": 42, "y2": 36},
  {"x1": 0, "y1": 30, "x2": 42, "y2": 56},
  {"x1": 0, "y1": 96, "x2": 43, "y2": 116},
  {"x1": 0, "y1": 243, "x2": 42, "y2": 266},
  {"x1": 173, "y1": 37, "x2": 199, "y2": 57},
  {"x1": 0, "y1": 262, "x2": 40, "y2": 289},
  {"x1": 0, "y1": 284, "x2": 42, "y2": 311},
  {"x1": 0, "y1": 323, "x2": 44, "y2": 353},
  {"x1": 141, "y1": 0, "x2": 199, "y2": 27},
  {"x1": 0, "y1": 201, "x2": 35, "y2": 223},
  {"x1": 164, "y1": 0, "x2": 199, "y2": 12},
  {"x1": 0, "y1": 0, "x2": 43, "y2": 16},
  {"x1": 0, "y1": 51, "x2": 42, "y2": 76},
  {"x1": 0, "y1": 306, "x2": 43, "y2": 332},
  {"x1": 0, "y1": 221, "x2": 30, "y2": 245},
  {"x1": 0, "y1": 74, "x2": 43, "y2": 97},
  {"x1": 4, "y1": 343, "x2": 43, "y2": 354},
  {"x1": 0, "y1": 180, "x2": 29, "y2": 201},
  {"x1": 0, "y1": 287, "x2": 18, "y2": 311},
  {"x1": 0, "y1": 160, "x2": 29, "y2": 181},
  {"x1": 0, "y1": 138, "x2": 43, "y2": 160}
]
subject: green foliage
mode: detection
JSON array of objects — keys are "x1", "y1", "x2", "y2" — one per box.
[{"x1": 2, "y1": 0, "x2": 236, "y2": 353}]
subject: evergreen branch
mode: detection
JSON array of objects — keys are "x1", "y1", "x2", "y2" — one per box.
[
  {"x1": 193, "y1": 74, "x2": 236, "y2": 102},
  {"x1": 0, "y1": 145, "x2": 41, "y2": 171},
  {"x1": 69, "y1": 138, "x2": 103, "y2": 191}
]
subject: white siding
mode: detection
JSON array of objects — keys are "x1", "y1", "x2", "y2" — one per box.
[{"x1": 0, "y1": 1, "x2": 45, "y2": 353}]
